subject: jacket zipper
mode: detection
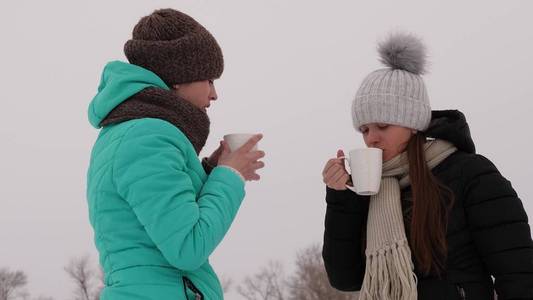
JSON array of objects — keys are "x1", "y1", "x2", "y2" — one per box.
[
  {"x1": 183, "y1": 276, "x2": 204, "y2": 300},
  {"x1": 456, "y1": 285, "x2": 466, "y2": 300}
]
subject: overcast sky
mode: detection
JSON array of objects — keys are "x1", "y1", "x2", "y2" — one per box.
[{"x1": 1, "y1": 1, "x2": 532, "y2": 299}]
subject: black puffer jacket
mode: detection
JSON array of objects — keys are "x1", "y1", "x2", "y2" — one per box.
[{"x1": 322, "y1": 110, "x2": 533, "y2": 299}]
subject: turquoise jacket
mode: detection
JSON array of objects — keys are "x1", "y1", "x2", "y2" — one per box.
[{"x1": 87, "y1": 61, "x2": 245, "y2": 299}]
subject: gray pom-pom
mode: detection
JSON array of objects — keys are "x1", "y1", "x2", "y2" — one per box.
[{"x1": 378, "y1": 32, "x2": 427, "y2": 75}]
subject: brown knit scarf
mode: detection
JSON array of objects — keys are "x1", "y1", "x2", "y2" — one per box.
[{"x1": 100, "y1": 87, "x2": 210, "y2": 154}]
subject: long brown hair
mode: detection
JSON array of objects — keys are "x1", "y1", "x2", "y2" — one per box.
[{"x1": 406, "y1": 133, "x2": 454, "y2": 276}]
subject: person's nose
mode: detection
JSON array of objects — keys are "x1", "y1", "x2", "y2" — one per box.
[
  {"x1": 366, "y1": 129, "x2": 380, "y2": 147},
  {"x1": 209, "y1": 85, "x2": 218, "y2": 101}
]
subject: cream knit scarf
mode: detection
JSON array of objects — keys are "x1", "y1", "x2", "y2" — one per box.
[{"x1": 359, "y1": 139, "x2": 457, "y2": 300}]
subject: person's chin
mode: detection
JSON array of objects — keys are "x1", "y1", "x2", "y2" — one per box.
[{"x1": 382, "y1": 151, "x2": 392, "y2": 162}]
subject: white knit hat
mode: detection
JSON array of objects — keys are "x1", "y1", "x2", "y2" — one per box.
[{"x1": 352, "y1": 32, "x2": 431, "y2": 132}]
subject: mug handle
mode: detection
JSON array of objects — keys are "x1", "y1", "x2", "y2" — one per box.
[{"x1": 339, "y1": 156, "x2": 358, "y2": 193}]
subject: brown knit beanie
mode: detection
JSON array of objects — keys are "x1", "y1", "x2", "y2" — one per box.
[{"x1": 124, "y1": 8, "x2": 224, "y2": 86}]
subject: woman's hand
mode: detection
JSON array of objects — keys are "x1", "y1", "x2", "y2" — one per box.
[
  {"x1": 218, "y1": 134, "x2": 265, "y2": 181},
  {"x1": 205, "y1": 141, "x2": 224, "y2": 167},
  {"x1": 322, "y1": 149, "x2": 350, "y2": 190}
]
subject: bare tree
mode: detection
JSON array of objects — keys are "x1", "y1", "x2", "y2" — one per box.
[
  {"x1": 237, "y1": 261, "x2": 288, "y2": 300},
  {"x1": 220, "y1": 276, "x2": 233, "y2": 294},
  {"x1": 237, "y1": 244, "x2": 359, "y2": 300},
  {"x1": 0, "y1": 268, "x2": 27, "y2": 300},
  {"x1": 64, "y1": 256, "x2": 102, "y2": 300},
  {"x1": 286, "y1": 244, "x2": 358, "y2": 300}
]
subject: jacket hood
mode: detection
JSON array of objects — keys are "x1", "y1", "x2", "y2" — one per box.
[
  {"x1": 88, "y1": 61, "x2": 169, "y2": 128},
  {"x1": 425, "y1": 110, "x2": 476, "y2": 154}
]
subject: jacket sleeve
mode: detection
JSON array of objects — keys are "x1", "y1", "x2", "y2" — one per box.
[
  {"x1": 322, "y1": 186, "x2": 370, "y2": 291},
  {"x1": 462, "y1": 154, "x2": 533, "y2": 299},
  {"x1": 113, "y1": 119, "x2": 246, "y2": 271}
]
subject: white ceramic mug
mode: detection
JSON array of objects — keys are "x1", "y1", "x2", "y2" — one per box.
[
  {"x1": 343, "y1": 148, "x2": 383, "y2": 196},
  {"x1": 223, "y1": 133, "x2": 259, "y2": 152}
]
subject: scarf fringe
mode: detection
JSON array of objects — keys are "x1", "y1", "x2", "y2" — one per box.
[{"x1": 359, "y1": 239, "x2": 418, "y2": 300}]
